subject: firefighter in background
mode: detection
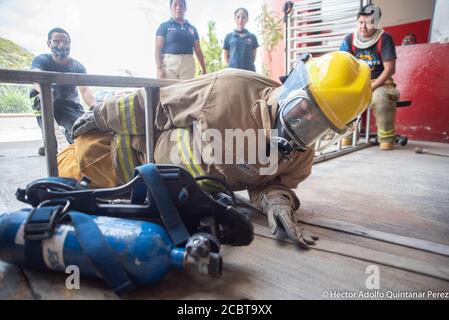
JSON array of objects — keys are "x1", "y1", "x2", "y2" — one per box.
[
  {"x1": 58, "y1": 51, "x2": 372, "y2": 249},
  {"x1": 340, "y1": 4, "x2": 400, "y2": 150}
]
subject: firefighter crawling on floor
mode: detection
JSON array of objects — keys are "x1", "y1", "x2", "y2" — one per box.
[{"x1": 57, "y1": 51, "x2": 372, "y2": 249}]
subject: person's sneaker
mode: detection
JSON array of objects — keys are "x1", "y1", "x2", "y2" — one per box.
[
  {"x1": 379, "y1": 142, "x2": 394, "y2": 150},
  {"x1": 341, "y1": 137, "x2": 353, "y2": 146},
  {"x1": 38, "y1": 146, "x2": 45, "y2": 156}
]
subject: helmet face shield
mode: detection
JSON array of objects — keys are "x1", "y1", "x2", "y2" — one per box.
[
  {"x1": 278, "y1": 60, "x2": 309, "y2": 105},
  {"x1": 275, "y1": 53, "x2": 367, "y2": 153},
  {"x1": 279, "y1": 97, "x2": 335, "y2": 149}
]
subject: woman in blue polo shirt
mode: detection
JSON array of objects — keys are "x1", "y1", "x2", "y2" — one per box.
[
  {"x1": 155, "y1": 0, "x2": 207, "y2": 80},
  {"x1": 223, "y1": 8, "x2": 259, "y2": 72}
]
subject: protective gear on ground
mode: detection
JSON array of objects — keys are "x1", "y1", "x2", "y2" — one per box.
[
  {"x1": 275, "y1": 51, "x2": 372, "y2": 151},
  {"x1": 261, "y1": 190, "x2": 318, "y2": 249}
]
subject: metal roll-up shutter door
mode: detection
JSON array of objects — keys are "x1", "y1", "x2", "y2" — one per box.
[{"x1": 286, "y1": 0, "x2": 362, "y2": 71}]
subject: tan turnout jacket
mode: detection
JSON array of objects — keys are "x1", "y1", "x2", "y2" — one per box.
[{"x1": 60, "y1": 69, "x2": 315, "y2": 208}]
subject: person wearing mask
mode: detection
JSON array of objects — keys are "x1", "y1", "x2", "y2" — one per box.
[
  {"x1": 223, "y1": 8, "x2": 259, "y2": 72},
  {"x1": 155, "y1": 0, "x2": 207, "y2": 80},
  {"x1": 31, "y1": 27, "x2": 95, "y2": 156}
]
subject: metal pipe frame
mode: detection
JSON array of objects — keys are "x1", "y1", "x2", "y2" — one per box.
[{"x1": 0, "y1": 69, "x2": 177, "y2": 176}]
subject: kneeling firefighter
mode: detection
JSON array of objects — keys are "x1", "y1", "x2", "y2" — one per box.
[{"x1": 57, "y1": 51, "x2": 372, "y2": 249}]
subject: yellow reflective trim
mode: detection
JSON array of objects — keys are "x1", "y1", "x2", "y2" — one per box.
[
  {"x1": 196, "y1": 180, "x2": 224, "y2": 193},
  {"x1": 116, "y1": 135, "x2": 130, "y2": 182},
  {"x1": 177, "y1": 129, "x2": 224, "y2": 192},
  {"x1": 378, "y1": 128, "x2": 395, "y2": 138},
  {"x1": 129, "y1": 94, "x2": 138, "y2": 135},
  {"x1": 124, "y1": 134, "x2": 136, "y2": 175},
  {"x1": 182, "y1": 128, "x2": 205, "y2": 176},
  {"x1": 119, "y1": 97, "x2": 127, "y2": 133},
  {"x1": 182, "y1": 129, "x2": 224, "y2": 192},
  {"x1": 177, "y1": 129, "x2": 197, "y2": 178},
  {"x1": 378, "y1": 129, "x2": 395, "y2": 134}
]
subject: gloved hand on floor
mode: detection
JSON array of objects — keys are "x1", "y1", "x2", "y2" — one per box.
[
  {"x1": 72, "y1": 108, "x2": 108, "y2": 139},
  {"x1": 261, "y1": 190, "x2": 318, "y2": 249}
]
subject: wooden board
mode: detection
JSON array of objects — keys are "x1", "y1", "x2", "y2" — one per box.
[{"x1": 0, "y1": 262, "x2": 33, "y2": 300}]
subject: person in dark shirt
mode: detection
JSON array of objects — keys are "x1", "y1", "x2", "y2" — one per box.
[
  {"x1": 223, "y1": 8, "x2": 259, "y2": 72},
  {"x1": 155, "y1": 0, "x2": 207, "y2": 80},
  {"x1": 31, "y1": 27, "x2": 96, "y2": 155},
  {"x1": 340, "y1": 4, "x2": 400, "y2": 150}
]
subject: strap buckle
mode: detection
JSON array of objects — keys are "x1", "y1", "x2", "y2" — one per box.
[{"x1": 24, "y1": 200, "x2": 71, "y2": 241}]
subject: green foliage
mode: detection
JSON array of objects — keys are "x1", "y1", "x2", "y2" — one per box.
[
  {"x1": 256, "y1": 4, "x2": 283, "y2": 77},
  {"x1": 0, "y1": 37, "x2": 34, "y2": 113},
  {"x1": 195, "y1": 21, "x2": 226, "y2": 77},
  {"x1": 256, "y1": 3, "x2": 283, "y2": 51},
  {"x1": 0, "y1": 37, "x2": 34, "y2": 70},
  {"x1": 0, "y1": 85, "x2": 32, "y2": 113}
]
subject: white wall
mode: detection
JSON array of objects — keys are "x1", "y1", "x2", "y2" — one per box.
[
  {"x1": 374, "y1": 0, "x2": 434, "y2": 27},
  {"x1": 430, "y1": 0, "x2": 449, "y2": 43}
]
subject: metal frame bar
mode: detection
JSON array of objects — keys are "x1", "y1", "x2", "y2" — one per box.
[
  {"x1": 314, "y1": 107, "x2": 373, "y2": 163},
  {"x1": 0, "y1": 69, "x2": 177, "y2": 176}
]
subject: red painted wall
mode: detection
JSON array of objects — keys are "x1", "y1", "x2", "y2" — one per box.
[
  {"x1": 393, "y1": 43, "x2": 449, "y2": 143},
  {"x1": 384, "y1": 19, "x2": 431, "y2": 45}
]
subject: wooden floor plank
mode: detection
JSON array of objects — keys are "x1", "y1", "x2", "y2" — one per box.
[
  {"x1": 299, "y1": 214, "x2": 449, "y2": 257},
  {"x1": 0, "y1": 262, "x2": 34, "y2": 300},
  {"x1": 252, "y1": 223, "x2": 449, "y2": 282},
  {"x1": 19, "y1": 235, "x2": 449, "y2": 300},
  {"x1": 2, "y1": 140, "x2": 449, "y2": 299},
  {"x1": 297, "y1": 141, "x2": 449, "y2": 245}
]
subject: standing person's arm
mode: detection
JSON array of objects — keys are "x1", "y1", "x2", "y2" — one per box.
[
  {"x1": 371, "y1": 34, "x2": 397, "y2": 90},
  {"x1": 194, "y1": 40, "x2": 207, "y2": 75},
  {"x1": 339, "y1": 34, "x2": 353, "y2": 54},
  {"x1": 252, "y1": 35, "x2": 259, "y2": 64},
  {"x1": 371, "y1": 59, "x2": 395, "y2": 90},
  {"x1": 223, "y1": 49, "x2": 230, "y2": 65},
  {"x1": 79, "y1": 86, "x2": 96, "y2": 108},
  {"x1": 31, "y1": 56, "x2": 45, "y2": 93},
  {"x1": 76, "y1": 63, "x2": 96, "y2": 108},
  {"x1": 223, "y1": 34, "x2": 230, "y2": 65},
  {"x1": 155, "y1": 36, "x2": 166, "y2": 79},
  {"x1": 31, "y1": 70, "x2": 43, "y2": 93}
]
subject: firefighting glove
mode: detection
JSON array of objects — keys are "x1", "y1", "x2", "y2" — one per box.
[
  {"x1": 72, "y1": 108, "x2": 107, "y2": 138},
  {"x1": 261, "y1": 190, "x2": 318, "y2": 250}
]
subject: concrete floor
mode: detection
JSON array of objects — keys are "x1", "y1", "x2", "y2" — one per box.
[{"x1": 0, "y1": 137, "x2": 448, "y2": 299}]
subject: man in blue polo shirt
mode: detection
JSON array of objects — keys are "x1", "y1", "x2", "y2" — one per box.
[{"x1": 155, "y1": 0, "x2": 207, "y2": 80}]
